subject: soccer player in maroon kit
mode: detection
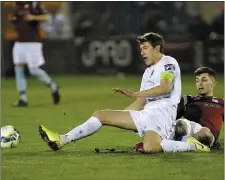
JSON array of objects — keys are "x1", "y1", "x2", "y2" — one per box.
[
  {"x1": 11, "y1": 2, "x2": 60, "y2": 106},
  {"x1": 174, "y1": 67, "x2": 223, "y2": 148}
]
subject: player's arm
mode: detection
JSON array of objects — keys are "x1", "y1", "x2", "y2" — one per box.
[
  {"x1": 28, "y1": 2, "x2": 48, "y2": 21},
  {"x1": 124, "y1": 97, "x2": 146, "y2": 110},
  {"x1": 176, "y1": 96, "x2": 187, "y2": 119},
  {"x1": 134, "y1": 71, "x2": 174, "y2": 97},
  {"x1": 31, "y1": 14, "x2": 48, "y2": 21}
]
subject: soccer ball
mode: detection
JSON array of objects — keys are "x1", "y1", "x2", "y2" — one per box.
[{"x1": 1, "y1": 125, "x2": 21, "y2": 148}]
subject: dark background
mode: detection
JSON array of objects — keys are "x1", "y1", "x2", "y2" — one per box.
[{"x1": 1, "y1": 1, "x2": 224, "y2": 76}]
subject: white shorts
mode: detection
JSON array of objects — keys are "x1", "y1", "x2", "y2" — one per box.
[
  {"x1": 129, "y1": 100, "x2": 177, "y2": 140},
  {"x1": 178, "y1": 118, "x2": 215, "y2": 147},
  {"x1": 13, "y1": 42, "x2": 45, "y2": 68}
]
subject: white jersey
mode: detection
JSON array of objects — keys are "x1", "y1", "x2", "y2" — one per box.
[{"x1": 140, "y1": 55, "x2": 181, "y2": 105}]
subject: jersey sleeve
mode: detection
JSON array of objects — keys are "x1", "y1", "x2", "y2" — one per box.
[
  {"x1": 176, "y1": 96, "x2": 185, "y2": 119},
  {"x1": 164, "y1": 64, "x2": 176, "y2": 74},
  {"x1": 161, "y1": 63, "x2": 176, "y2": 82},
  {"x1": 176, "y1": 95, "x2": 189, "y2": 119}
]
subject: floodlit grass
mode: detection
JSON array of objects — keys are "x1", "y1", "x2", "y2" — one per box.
[{"x1": 2, "y1": 75, "x2": 224, "y2": 180}]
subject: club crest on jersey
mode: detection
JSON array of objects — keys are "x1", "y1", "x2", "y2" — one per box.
[{"x1": 164, "y1": 64, "x2": 175, "y2": 71}]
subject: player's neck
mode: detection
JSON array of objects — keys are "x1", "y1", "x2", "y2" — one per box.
[
  {"x1": 206, "y1": 92, "x2": 214, "y2": 97},
  {"x1": 153, "y1": 54, "x2": 163, "y2": 64},
  {"x1": 199, "y1": 92, "x2": 214, "y2": 97}
]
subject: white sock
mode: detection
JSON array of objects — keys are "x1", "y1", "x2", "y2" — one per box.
[
  {"x1": 181, "y1": 135, "x2": 189, "y2": 142},
  {"x1": 60, "y1": 116, "x2": 102, "y2": 144},
  {"x1": 160, "y1": 139, "x2": 196, "y2": 153}
]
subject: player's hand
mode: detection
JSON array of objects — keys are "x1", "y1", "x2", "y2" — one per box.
[
  {"x1": 24, "y1": 14, "x2": 35, "y2": 21},
  {"x1": 113, "y1": 88, "x2": 136, "y2": 97},
  {"x1": 11, "y1": 16, "x2": 17, "y2": 21}
]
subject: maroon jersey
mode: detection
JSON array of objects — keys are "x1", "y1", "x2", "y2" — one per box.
[
  {"x1": 177, "y1": 95, "x2": 224, "y2": 141},
  {"x1": 12, "y1": 1, "x2": 47, "y2": 42}
]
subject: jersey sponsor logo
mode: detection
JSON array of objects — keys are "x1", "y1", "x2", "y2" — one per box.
[
  {"x1": 164, "y1": 64, "x2": 175, "y2": 71},
  {"x1": 204, "y1": 103, "x2": 221, "y2": 108}
]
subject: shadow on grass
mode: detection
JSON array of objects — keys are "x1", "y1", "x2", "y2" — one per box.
[{"x1": 2, "y1": 145, "x2": 223, "y2": 162}]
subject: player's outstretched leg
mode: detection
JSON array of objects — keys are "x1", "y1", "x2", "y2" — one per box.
[
  {"x1": 28, "y1": 67, "x2": 60, "y2": 104},
  {"x1": 171, "y1": 118, "x2": 212, "y2": 152},
  {"x1": 136, "y1": 137, "x2": 210, "y2": 153},
  {"x1": 39, "y1": 110, "x2": 136, "y2": 151},
  {"x1": 142, "y1": 130, "x2": 164, "y2": 153},
  {"x1": 14, "y1": 65, "x2": 28, "y2": 107},
  {"x1": 160, "y1": 137, "x2": 210, "y2": 153},
  {"x1": 160, "y1": 118, "x2": 210, "y2": 153}
]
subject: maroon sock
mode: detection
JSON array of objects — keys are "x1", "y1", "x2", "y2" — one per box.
[{"x1": 135, "y1": 142, "x2": 144, "y2": 153}]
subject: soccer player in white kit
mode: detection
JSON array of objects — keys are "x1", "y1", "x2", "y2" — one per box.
[{"x1": 38, "y1": 32, "x2": 208, "y2": 153}]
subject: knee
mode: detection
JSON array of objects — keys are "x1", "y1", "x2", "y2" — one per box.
[
  {"x1": 175, "y1": 119, "x2": 188, "y2": 136},
  {"x1": 197, "y1": 127, "x2": 212, "y2": 138},
  {"x1": 194, "y1": 127, "x2": 214, "y2": 147},
  {"x1": 143, "y1": 143, "x2": 162, "y2": 153},
  {"x1": 201, "y1": 127, "x2": 214, "y2": 142},
  {"x1": 200, "y1": 127, "x2": 211, "y2": 134},
  {"x1": 29, "y1": 67, "x2": 38, "y2": 76},
  {"x1": 15, "y1": 64, "x2": 24, "y2": 67},
  {"x1": 93, "y1": 109, "x2": 109, "y2": 123},
  {"x1": 29, "y1": 67, "x2": 43, "y2": 76}
]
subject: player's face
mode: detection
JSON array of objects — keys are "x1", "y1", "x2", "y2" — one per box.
[
  {"x1": 140, "y1": 42, "x2": 157, "y2": 65},
  {"x1": 196, "y1": 73, "x2": 216, "y2": 96}
]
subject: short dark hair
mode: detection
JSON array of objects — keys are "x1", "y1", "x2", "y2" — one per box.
[
  {"x1": 194, "y1": 67, "x2": 216, "y2": 78},
  {"x1": 137, "y1": 32, "x2": 165, "y2": 53}
]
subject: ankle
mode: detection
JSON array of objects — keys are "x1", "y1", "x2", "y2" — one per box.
[
  {"x1": 59, "y1": 134, "x2": 71, "y2": 144},
  {"x1": 190, "y1": 143, "x2": 196, "y2": 151}
]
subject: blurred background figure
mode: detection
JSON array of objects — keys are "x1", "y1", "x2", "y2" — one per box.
[
  {"x1": 9, "y1": 1, "x2": 60, "y2": 106},
  {"x1": 209, "y1": 3, "x2": 224, "y2": 40},
  {"x1": 42, "y1": 5, "x2": 71, "y2": 39}
]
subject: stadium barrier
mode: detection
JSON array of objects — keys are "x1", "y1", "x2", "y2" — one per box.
[{"x1": 1, "y1": 38, "x2": 224, "y2": 76}]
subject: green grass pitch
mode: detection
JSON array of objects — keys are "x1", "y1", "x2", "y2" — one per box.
[{"x1": 2, "y1": 75, "x2": 224, "y2": 180}]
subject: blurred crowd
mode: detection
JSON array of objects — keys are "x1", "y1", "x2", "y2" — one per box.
[
  {"x1": 67, "y1": 2, "x2": 224, "y2": 42},
  {"x1": 41, "y1": 5, "x2": 70, "y2": 39},
  {"x1": 3, "y1": 2, "x2": 223, "y2": 41}
]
